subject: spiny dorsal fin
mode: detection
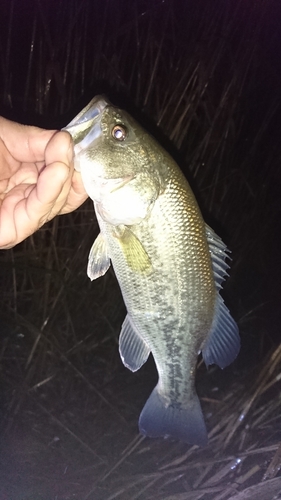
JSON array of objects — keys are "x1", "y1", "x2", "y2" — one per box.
[
  {"x1": 203, "y1": 224, "x2": 240, "y2": 368},
  {"x1": 205, "y1": 224, "x2": 230, "y2": 290}
]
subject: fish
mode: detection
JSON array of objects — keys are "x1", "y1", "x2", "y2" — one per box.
[{"x1": 63, "y1": 96, "x2": 240, "y2": 446}]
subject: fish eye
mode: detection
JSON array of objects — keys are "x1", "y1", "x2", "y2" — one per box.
[{"x1": 112, "y1": 124, "x2": 127, "y2": 141}]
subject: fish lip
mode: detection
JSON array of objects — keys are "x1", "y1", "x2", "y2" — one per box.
[
  {"x1": 62, "y1": 95, "x2": 110, "y2": 153},
  {"x1": 64, "y1": 95, "x2": 109, "y2": 129}
]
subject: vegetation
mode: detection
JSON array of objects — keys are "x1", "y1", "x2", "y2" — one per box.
[{"x1": 0, "y1": 0, "x2": 280, "y2": 498}]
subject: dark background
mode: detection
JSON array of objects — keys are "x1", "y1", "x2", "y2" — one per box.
[{"x1": 0, "y1": 1, "x2": 280, "y2": 499}]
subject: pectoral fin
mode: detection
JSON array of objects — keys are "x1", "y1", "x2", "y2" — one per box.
[
  {"x1": 87, "y1": 232, "x2": 111, "y2": 280},
  {"x1": 114, "y1": 226, "x2": 152, "y2": 274},
  {"x1": 119, "y1": 315, "x2": 151, "y2": 372},
  {"x1": 201, "y1": 294, "x2": 240, "y2": 369}
]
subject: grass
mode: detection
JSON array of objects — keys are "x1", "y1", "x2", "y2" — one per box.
[{"x1": 0, "y1": 0, "x2": 280, "y2": 498}]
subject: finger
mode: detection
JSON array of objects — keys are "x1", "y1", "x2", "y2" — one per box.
[
  {"x1": 0, "y1": 165, "x2": 71, "y2": 249},
  {"x1": 44, "y1": 131, "x2": 73, "y2": 176},
  {"x1": 22, "y1": 132, "x2": 74, "y2": 227},
  {"x1": 35, "y1": 131, "x2": 74, "y2": 205},
  {"x1": 59, "y1": 169, "x2": 88, "y2": 215},
  {"x1": 0, "y1": 184, "x2": 36, "y2": 248},
  {"x1": 0, "y1": 116, "x2": 57, "y2": 163}
]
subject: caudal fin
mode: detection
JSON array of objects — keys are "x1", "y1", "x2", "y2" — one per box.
[{"x1": 138, "y1": 387, "x2": 208, "y2": 446}]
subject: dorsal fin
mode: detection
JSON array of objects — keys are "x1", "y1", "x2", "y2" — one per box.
[
  {"x1": 205, "y1": 224, "x2": 230, "y2": 290},
  {"x1": 202, "y1": 224, "x2": 240, "y2": 368}
]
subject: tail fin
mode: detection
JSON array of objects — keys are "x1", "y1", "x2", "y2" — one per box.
[{"x1": 138, "y1": 386, "x2": 208, "y2": 446}]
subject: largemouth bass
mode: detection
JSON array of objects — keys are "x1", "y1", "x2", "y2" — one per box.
[{"x1": 64, "y1": 96, "x2": 240, "y2": 446}]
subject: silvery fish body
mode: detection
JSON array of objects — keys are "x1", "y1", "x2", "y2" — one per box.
[{"x1": 64, "y1": 96, "x2": 240, "y2": 446}]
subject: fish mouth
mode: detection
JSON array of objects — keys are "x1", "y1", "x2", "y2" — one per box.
[
  {"x1": 62, "y1": 95, "x2": 109, "y2": 154},
  {"x1": 63, "y1": 96, "x2": 136, "y2": 193}
]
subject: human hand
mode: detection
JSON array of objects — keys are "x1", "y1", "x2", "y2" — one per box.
[{"x1": 0, "y1": 116, "x2": 88, "y2": 249}]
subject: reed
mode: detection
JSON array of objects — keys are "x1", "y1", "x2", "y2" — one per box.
[{"x1": 0, "y1": 0, "x2": 280, "y2": 498}]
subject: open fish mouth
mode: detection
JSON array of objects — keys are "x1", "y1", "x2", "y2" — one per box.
[
  {"x1": 62, "y1": 95, "x2": 109, "y2": 154},
  {"x1": 63, "y1": 97, "x2": 136, "y2": 192}
]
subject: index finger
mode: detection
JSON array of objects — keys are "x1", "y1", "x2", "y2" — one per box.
[{"x1": 0, "y1": 116, "x2": 57, "y2": 163}]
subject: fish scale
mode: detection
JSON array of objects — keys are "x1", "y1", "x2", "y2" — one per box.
[{"x1": 63, "y1": 96, "x2": 240, "y2": 446}]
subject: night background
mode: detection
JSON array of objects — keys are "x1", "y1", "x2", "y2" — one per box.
[{"x1": 0, "y1": 0, "x2": 281, "y2": 499}]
